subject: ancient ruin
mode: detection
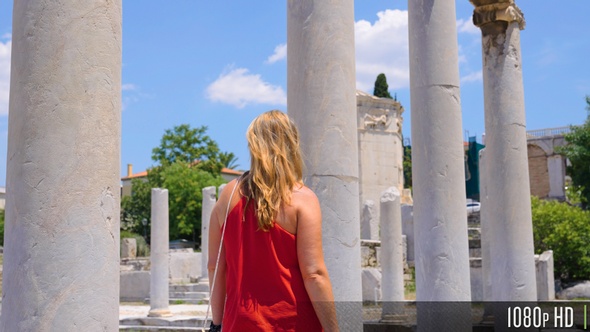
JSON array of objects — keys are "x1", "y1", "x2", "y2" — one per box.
[{"x1": 1, "y1": 0, "x2": 546, "y2": 330}]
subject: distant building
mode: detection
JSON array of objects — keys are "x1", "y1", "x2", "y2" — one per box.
[
  {"x1": 526, "y1": 127, "x2": 569, "y2": 201},
  {"x1": 121, "y1": 163, "x2": 243, "y2": 197}
]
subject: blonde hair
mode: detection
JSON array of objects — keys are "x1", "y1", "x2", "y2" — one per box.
[{"x1": 243, "y1": 110, "x2": 303, "y2": 231}]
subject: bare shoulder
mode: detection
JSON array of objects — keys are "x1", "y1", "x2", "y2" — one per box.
[{"x1": 291, "y1": 184, "x2": 320, "y2": 208}]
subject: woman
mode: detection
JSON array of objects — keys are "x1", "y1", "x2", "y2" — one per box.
[{"x1": 208, "y1": 110, "x2": 338, "y2": 331}]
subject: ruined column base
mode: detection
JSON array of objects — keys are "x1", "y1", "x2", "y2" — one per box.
[
  {"x1": 380, "y1": 314, "x2": 408, "y2": 324},
  {"x1": 148, "y1": 309, "x2": 172, "y2": 317}
]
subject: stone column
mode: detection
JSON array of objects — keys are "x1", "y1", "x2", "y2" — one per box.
[
  {"x1": 408, "y1": 0, "x2": 472, "y2": 329},
  {"x1": 0, "y1": 1, "x2": 121, "y2": 330},
  {"x1": 471, "y1": 0, "x2": 537, "y2": 302},
  {"x1": 200, "y1": 186, "x2": 217, "y2": 281},
  {"x1": 479, "y1": 149, "x2": 494, "y2": 323},
  {"x1": 380, "y1": 188, "x2": 405, "y2": 322},
  {"x1": 288, "y1": 1, "x2": 362, "y2": 330},
  {"x1": 218, "y1": 183, "x2": 226, "y2": 197},
  {"x1": 149, "y1": 188, "x2": 171, "y2": 317}
]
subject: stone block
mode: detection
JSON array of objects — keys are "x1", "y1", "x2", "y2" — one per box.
[
  {"x1": 120, "y1": 271, "x2": 150, "y2": 302},
  {"x1": 362, "y1": 268, "x2": 381, "y2": 302},
  {"x1": 169, "y1": 250, "x2": 202, "y2": 283},
  {"x1": 470, "y1": 258, "x2": 483, "y2": 302},
  {"x1": 401, "y1": 204, "x2": 414, "y2": 263},
  {"x1": 535, "y1": 250, "x2": 555, "y2": 301},
  {"x1": 558, "y1": 281, "x2": 590, "y2": 300},
  {"x1": 121, "y1": 238, "x2": 137, "y2": 259}
]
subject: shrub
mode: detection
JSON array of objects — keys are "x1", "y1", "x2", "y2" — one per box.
[
  {"x1": 120, "y1": 230, "x2": 150, "y2": 257},
  {"x1": 531, "y1": 196, "x2": 590, "y2": 281}
]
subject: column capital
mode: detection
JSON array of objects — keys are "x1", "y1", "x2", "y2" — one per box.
[{"x1": 470, "y1": 0, "x2": 525, "y2": 30}]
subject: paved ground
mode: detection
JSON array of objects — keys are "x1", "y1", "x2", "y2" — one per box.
[{"x1": 120, "y1": 303, "x2": 210, "y2": 320}]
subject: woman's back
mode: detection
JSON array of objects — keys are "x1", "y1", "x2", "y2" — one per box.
[{"x1": 222, "y1": 190, "x2": 323, "y2": 331}]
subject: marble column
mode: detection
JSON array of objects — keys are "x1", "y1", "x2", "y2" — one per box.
[
  {"x1": 200, "y1": 186, "x2": 217, "y2": 281},
  {"x1": 471, "y1": 0, "x2": 537, "y2": 302},
  {"x1": 0, "y1": 0, "x2": 121, "y2": 330},
  {"x1": 380, "y1": 188, "x2": 405, "y2": 322},
  {"x1": 149, "y1": 188, "x2": 171, "y2": 317},
  {"x1": 408, "y1": 0, "x2": 472, "y2": 329},
  {"x1": 479, "y1": 149, "x2": 494, "y2": 323},
  {"x1": 287, "y1": 0, "x2": 362, "y2": 330}
]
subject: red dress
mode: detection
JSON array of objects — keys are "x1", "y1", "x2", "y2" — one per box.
[{"x1": 222, "y1": 196, "x2": 323, "y2": 331}]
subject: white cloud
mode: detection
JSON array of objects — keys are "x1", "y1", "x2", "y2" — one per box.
[
  {"x1": 206, "y1": 67, "x2": 286, "y2": 108},
  {"x1": 355, "y1": 9, "x2": 410, "y2": 93},
  {"x1": 122, "y1": 83, "x2": 137, "y2": 91},
  {"x1": 460, "y1": 70, "x2": 482, "y2": 84},
  {"x1": 456, "y1": 18, "x2": 479, "y2": 35},
  {"x1": 0, "y1": 39, "x2": 11, "y2": 116},
  {"x1": 266, "y1": 44, "x2": 287, "y2": 64}
]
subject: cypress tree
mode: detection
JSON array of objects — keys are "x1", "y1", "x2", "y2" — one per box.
[{"x1": 373, "y1": 73, "x2": 393, "y2": 99}]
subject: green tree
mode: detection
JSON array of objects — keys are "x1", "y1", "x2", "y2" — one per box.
[
  {"x1": 556, "y1": 96, "x2": 590, "y2": 208},
  {"x1": 122, "y1": 125, "x2": 235, "y2": 247},
  {"x1": 403, "y1": 144, "x2": 412, "y2": 189},
  {"x1": 152, "y1": 124, "x2": 223, "y2": 173},
  {"x1": 373, "y1": 73, "x2": 393, "y2": 99},
  {"x1": 219, "y1": 151, "x2": 240, "y2": 170},
  {"x1": 531, "y1": 196, "x2": 590, "y2": 280}
]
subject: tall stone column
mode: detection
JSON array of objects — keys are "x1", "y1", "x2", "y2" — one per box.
[
  {"x1": 149, "y1": 188, "x2": 171, "y2": 317},
  {"x1": 471, "y1": 0, "x2": 537, "y2": 302},
  {"x1": 200, "y1": 186, "x2": 217, "y2": 281},
  {"x1": 0, "y1": 1, "x2": 121, "y2": 330},
  {"x1": 380, "y1": 187, "x2": 405, "y2": 322},
  {"x1": 287, "y1": 1, "x2": 362, "y2": 330},
  {"x1": 408, "y1": 0, "x2": 472, "y2": 329}
]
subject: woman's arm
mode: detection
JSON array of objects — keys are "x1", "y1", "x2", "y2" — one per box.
[
  {"x1": 296, "y1": 188, "x2": 339, "y2": 332},
  {"x1": 207, "y1": 179, "x2": 238, "y2": 325}
]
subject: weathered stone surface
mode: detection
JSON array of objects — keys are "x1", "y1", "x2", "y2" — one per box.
[
  {"x1": 169, "y1": 250, "x2": 202, "y2": 283},
  {"x1": 149, "y1": 189, "x2": 171, "y2": 317},
  {"x1": 401, "y1": 204, "x2": 414, "y2": 263},
  {"x1": 408, "y1": 0, "x2": 472, "y2": 329},
  {"x1": 475, "y1": 1, "x2": 537, "y2": 302},
  {"x1": 121, "y1": 271, "x2": 151, "y2": 302},
  {"x1": 288, "y1": 0, "x2": 362, "y2": 329},
  {"x1": 380, "y1": 187, "x2": 405, "y2": 306},
  {"x1": 535, "y1": 251, "x2": 555, "y2": 301},
  {"x1": 360, "y1": 200, "x2": 377, "y2": 240},
  {"x1": 470, "y1": 258, "x2": 484, "y2": 302},
  {"x1": 557, "y1": 281, "x2": 590, "y2": 300},
  {"x1": 1, "y1": 0, "x2": 121, "y2": 330},
  {"x1": 122, "y1": 238, "x2": 138, "y2": 259},
  {"x1": 357, "y1": 91, "x2": 405, "y2": 226},
  {"x1": 362, "y1": 268, "x2": 382, "y2": 302},
  {"x1": 200, "y1": 186, "x2": 216, "y2": 280}
]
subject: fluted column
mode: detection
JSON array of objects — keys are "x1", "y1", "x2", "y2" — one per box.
[
  {"x1": 408, "y1": 0, "x2": 472, "y2": 329},
  {"x1": 470, "y1": 0, "x2": 537, "y2": 302},
  {"x1": 287, "y1": 0, "x2": 362, "y2": 330},
  {"x1": 0, "y1": 1, "x2": 121, "y2": 330}
]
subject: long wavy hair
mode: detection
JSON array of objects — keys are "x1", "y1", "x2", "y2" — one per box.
[{"x1": 242, "y1": 110, "x2": 303, "y2": 231}]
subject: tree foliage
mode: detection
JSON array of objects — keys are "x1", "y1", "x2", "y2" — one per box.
[
  {"x1": 373, "y1": 73, "x2": 393, "y2": 99},
  {"x1": 122, "y1": 124, "x2": 234, "y2": 247},
  {"x1": 219, "y1": 151, "x2": 240, "y2": 170},
  {"x1": 403, "y1": 144, "x2": 412, "y2": 189},
  {"x1": 557, "y1": 96, "x2": 590, "y2": 208},
  {"x1": 531, "y1": 196, "x2": 590, "y2": 281},
  {"x1": 152, "y1": 124, "x2": 223, "y2": 173}
]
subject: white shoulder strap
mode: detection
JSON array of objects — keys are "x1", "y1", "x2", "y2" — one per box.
[{"x1": 203, "y1": 177, "x2": 241, "y2": 330}]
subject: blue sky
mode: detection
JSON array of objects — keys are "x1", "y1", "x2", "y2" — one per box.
[{"x1": 0, "y1": 1, "x2": 589, "y2": 186}]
